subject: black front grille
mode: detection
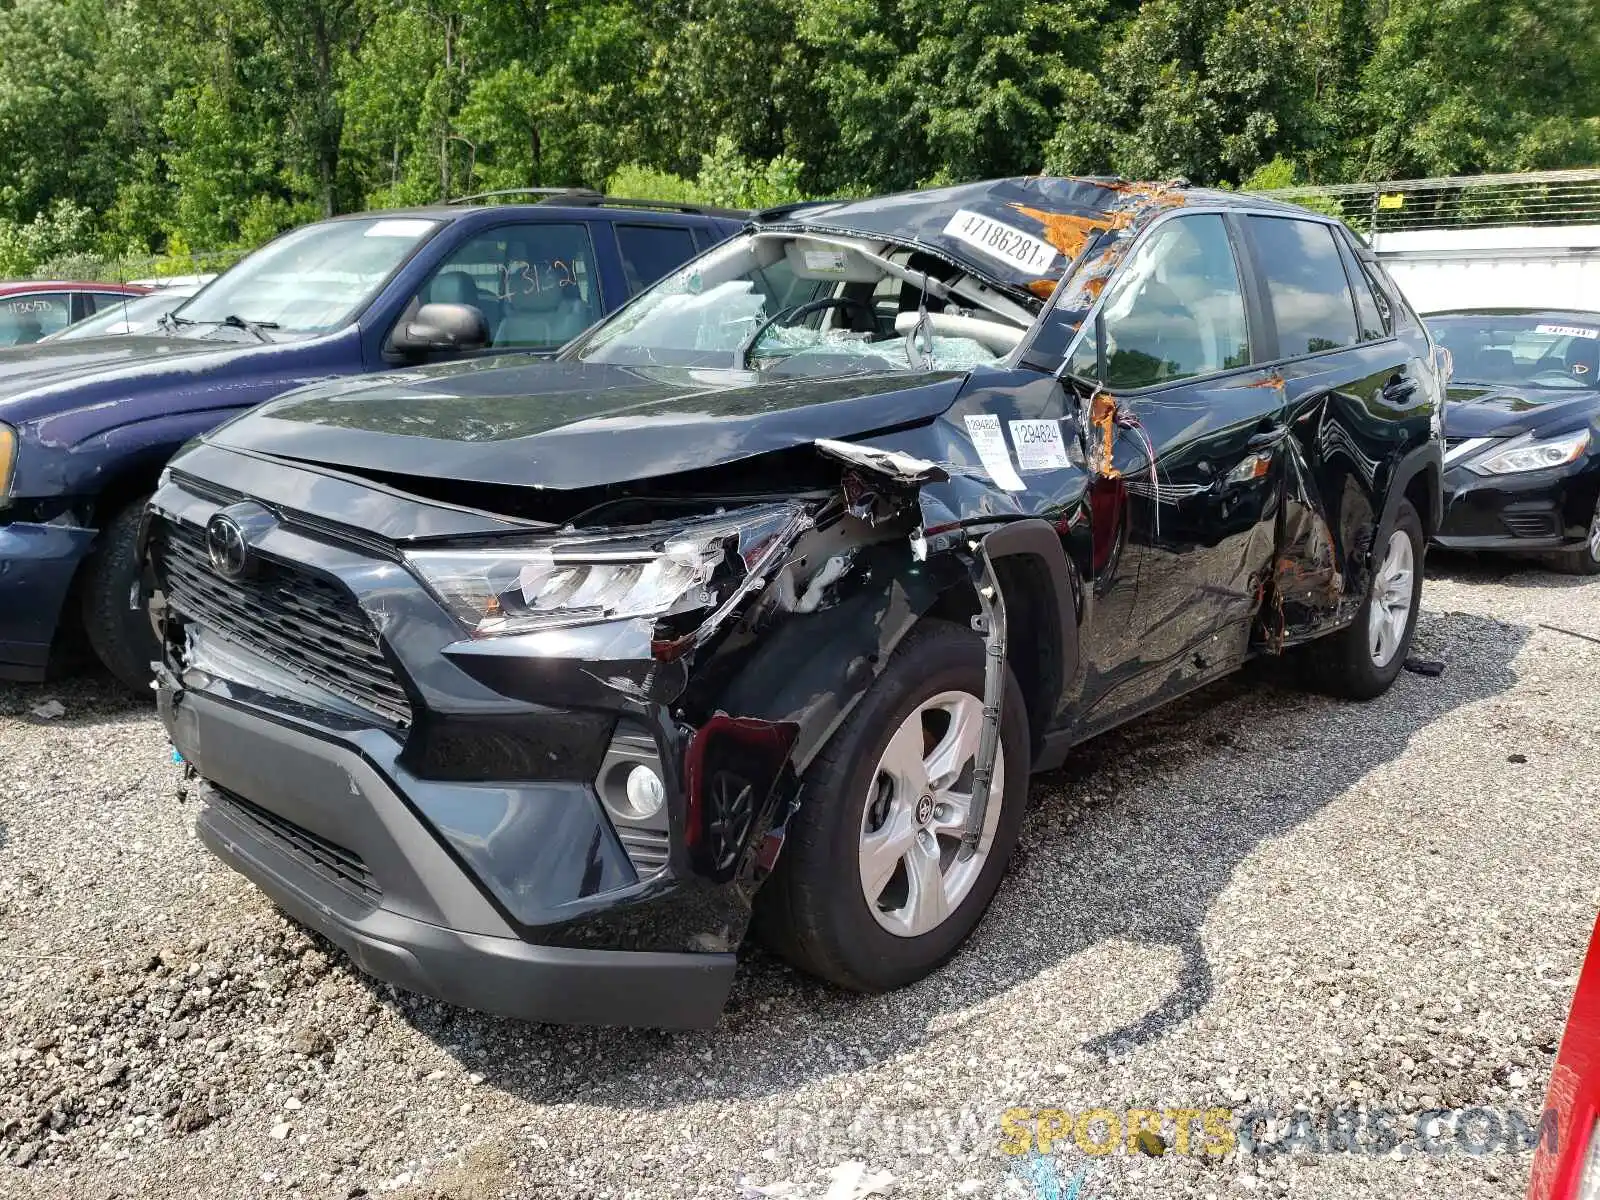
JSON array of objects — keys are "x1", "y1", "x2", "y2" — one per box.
[
  {"x1": 153, "y1": 516, "x2": 412, "y2": 728},
  {"x1": 210, "y1": 785, "x2": 379, "y2": 908}
]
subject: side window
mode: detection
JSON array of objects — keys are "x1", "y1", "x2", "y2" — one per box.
[
  {"x1": 1334, "y1": 235, "x2": 1390, "y2": 340},
  {"x1": 1365, "y1": 256, "x2": 1415, "y2": 331},
  {"x1": 1247, "y1": 217, "x2": 1360, "y2": 356},
  {"x1": 0, "y1": 293, "x2": 71, "y2": 345},
  {"x1": 1069, "y1": 213, "x2": 1251, "y2": 389},
  {"x1": 409, "y1": 222, "x2": 601, "y2": 351},
  {"x1": 86, "y1": 292, "x2": 132, "y2": 316},
  {"x1": 616, "y1": 224, "x2": 699, "y2": 297}
]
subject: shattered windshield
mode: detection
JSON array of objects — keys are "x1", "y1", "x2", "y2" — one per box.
[{"x1": 569, "y1": 232, "x2": 1032, "y2": 377}]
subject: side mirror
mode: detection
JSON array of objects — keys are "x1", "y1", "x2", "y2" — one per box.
[{"x1": 391, "y1": 303, "x2": 489, "y2": 355}]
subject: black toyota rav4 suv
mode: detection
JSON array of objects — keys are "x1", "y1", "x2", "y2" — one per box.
[{"x1": 146, "y1": 177, "x2": 1444, "y2": 1028}]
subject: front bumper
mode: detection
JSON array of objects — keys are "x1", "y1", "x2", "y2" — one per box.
[
  {"x1": 143, "y1": 458, "x2": 810, "y2": 1028},
  {"x1": 163, "y1": 683, "x2": 736, "y2": 1029},
  {"x1": 1434, "y1": 456, "x2": 1600, "y2": 552},
  {"x1": 0, "y1": 520, "x2": 96, "y2": 680}
]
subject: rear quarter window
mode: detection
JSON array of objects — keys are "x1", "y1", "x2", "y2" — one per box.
[
  {"x1": 1247, "y1": 216, "x2": 1360, "y2": 357},
  {"x1": 1334, "y1": 235, "x2": 1391, "y2": 340}
]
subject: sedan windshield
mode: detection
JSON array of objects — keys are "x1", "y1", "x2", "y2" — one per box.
[
  {"x1": 1429, "y1": 314, "x2": 1600, "y2": 391},
  {"x1": 173, "y1": 217, "x2": 439, "y2": 337},
  {"x1": 570, "y1": 232, "x2": 1032, "y2": 378}
]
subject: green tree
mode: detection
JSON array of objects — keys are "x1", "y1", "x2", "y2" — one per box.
[{"x1": 1358, "y1": 0, "x2": 1600, "y2": 178}]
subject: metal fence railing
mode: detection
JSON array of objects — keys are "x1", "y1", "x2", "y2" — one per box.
[{"x1": 1254, "y1": 168, "x2": 1600, "y2": 239}]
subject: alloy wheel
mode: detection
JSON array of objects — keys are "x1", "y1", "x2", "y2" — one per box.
[
  {"x1": 858, "y1": 690, "x2": 1004, "y2": 938},
  {"x1": 1368, "y1": 529, "x2": 1415, "y2": 668},
  {"x1": 1588, "y1": 498, "x2": 1600, "y2": 563}
]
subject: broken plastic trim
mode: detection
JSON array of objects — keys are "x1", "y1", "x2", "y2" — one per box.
[{"x1": 813, "y1": 439, "x2": 949, "y2": 485}]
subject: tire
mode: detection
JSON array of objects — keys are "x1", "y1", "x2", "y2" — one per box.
[
  {"x1": 754, "y1": 618, "x2": 1030, "y2": 992},
  {"x1": 1542, "y1": 498, "x2": 1600, "y2": 576},
  {"x1": 1303, "y1": 498, "x2": 1425, "y2": 701},
  {"x1": 81, "y1": 497, "x2": 158, "y2": 695}
]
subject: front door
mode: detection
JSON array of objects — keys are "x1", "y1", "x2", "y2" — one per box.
[{"x1": 1067, "y1": 212, "x2": 1287, "y2": 731}]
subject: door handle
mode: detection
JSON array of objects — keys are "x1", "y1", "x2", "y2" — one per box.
[
  {"x1": 1382, "y1": 374, "x2": 1417, "y2": 404},
  {"x1": 1246, "y1": 422, "x2": 1286, "y2": 451}
]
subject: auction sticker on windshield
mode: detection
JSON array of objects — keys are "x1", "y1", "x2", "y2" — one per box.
[
  {"x1": 364, "y1": 219, "x2": 437, "y2": 239},
  {"x1": 1536, "y1": 323, "x2": 1599, "y2": 340},
  {"x1": 943, "y1": 209, "x2": 1059, "y2": 275}
]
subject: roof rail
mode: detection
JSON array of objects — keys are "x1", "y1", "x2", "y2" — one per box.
[
  {"x1": 448, "y1": 187, "x2": 750, "y2": 219},
  {"x1": 447, "y1": 187, "x2": 603, "y2": 206}
]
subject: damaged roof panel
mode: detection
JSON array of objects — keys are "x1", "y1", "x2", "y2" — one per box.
[{"x1": 761, "y1": 176, "x2": 1198, "y2": 306}]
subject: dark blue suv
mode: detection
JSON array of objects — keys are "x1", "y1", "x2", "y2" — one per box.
[{"x1": 0, "y1": 192, "x2": 743, "y2": 689}]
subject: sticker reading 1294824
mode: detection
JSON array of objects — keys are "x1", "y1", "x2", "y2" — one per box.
[
  {"x1": 942, "y1": 209, "x2": 1059, "y2": 276},
  {"x1": 1008, "y1": 419, "x2": 1070, "y2": 471}
]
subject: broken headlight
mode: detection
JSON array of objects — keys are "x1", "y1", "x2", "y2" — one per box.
[{"x1": 406, "y1": 501, "x2": 810, "y2": 637}]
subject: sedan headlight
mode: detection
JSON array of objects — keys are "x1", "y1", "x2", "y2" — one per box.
[
  {"x1": 406, "y1": 501, "x2": 810, "y2": 638},
  {"x1": 1468, "y1": 428, "x2": 1591, "y2": 476},
  {"x1": 0, "y1": 422, "x2": 16, "y2": 506}
]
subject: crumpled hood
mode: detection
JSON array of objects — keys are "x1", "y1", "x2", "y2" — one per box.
[
  {"x1": 1444, "y1": 382, "x2": 1600, "y2": 438},
  {"x1": 210, "y1": 358, "x2": 967, "y2": 490},
  {"x1": 0, "y1": 334, "x2": 264, "y2": 425}
]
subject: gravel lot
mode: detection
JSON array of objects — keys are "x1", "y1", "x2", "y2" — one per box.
[{"x1": 2, "y1": 554, "x2": 1597, "y2": 1200}]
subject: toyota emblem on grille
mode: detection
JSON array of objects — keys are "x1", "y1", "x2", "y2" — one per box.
[
  {"x1": 205, "y1": 513, "x2": 249, "y2": 578},
  {"x1": 203, "y1": 502, "x2": 274, "y2": 579}
]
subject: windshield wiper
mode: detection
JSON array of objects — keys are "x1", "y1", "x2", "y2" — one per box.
[
  {"x1": 218, "y1": 314, "x2": 280, "y2": 343},
  {"x1": 159, "y1": 312, "x2": 280, "y2": 342},
  {"x1": 157, "y1": 312, "x2": 199, "y2": 334}
]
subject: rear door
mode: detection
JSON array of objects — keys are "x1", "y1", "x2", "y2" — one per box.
[
  {"x1": 1068, "y1": 211, "x2": 1290, "y2": 731},
  {"x1": 1237, "y1": 213, "x2": 1420, "y2": 644}
]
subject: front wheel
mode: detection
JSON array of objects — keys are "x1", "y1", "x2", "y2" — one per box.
[
  {"x1": 754, "y1": 620, "x2": 1030, "y2": 992},
  {"x1": 1542, "y1": 497, "x2": 1600, "y2": 576},
  {"x1": 1303, "y1": 499, "x2": 1425, "y2": 700},
  {"x1": 81, "y1": 498, "x2": 159, "y2": 695}
]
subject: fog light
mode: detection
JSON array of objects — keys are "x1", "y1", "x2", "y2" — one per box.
[
  {"x1": 596, "y1": 725, "x2": 671, "y2": 877},
  {"x1": 623, "y1": 765, "x2": 666, "y2": 819}
]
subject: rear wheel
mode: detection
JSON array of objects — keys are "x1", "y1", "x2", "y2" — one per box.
[
  {"x1": 1303, "y1": 499, "x2": 1424, "y2": 700},
  {"x1": 81, "y1": 498, "x2": 158, "y2": 695},
  {"x1": 754, "y1": 620, "x2": 1029, "y2": 992}
]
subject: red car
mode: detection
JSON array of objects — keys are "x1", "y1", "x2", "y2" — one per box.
[
  {"x1": 0, "y1": 281, "x2": 149, "y2": 345},
  {"x1": 1529, "y1": 914, "x2": 1600, "y2": 1198}
]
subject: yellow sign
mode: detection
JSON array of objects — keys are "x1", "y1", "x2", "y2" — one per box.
[
  {"x1": 999, "y1": 1107, "x2": 1236, "y2": 1157},
  {"x1": 1377, "y1": 193, "x2": 1405, "y2": 210}
]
